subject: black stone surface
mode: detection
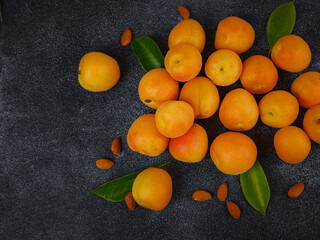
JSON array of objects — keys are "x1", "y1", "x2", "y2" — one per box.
[{"x1": 1, "y1": 0, "x2": 320, "y2": 239}]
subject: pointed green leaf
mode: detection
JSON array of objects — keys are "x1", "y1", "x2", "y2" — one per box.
[
  {"x1": 91, "y1": 161, "x2": 171, "y2": 202},
  {"x1": 240, "y1": 160, "x2": 270, "y2": 216},
  {"x1": 131, "y1": 37, "x2": 165, "y2": 72},
  {"x1": 267, "y1": 0, "x2": 296, "y2": 52}
]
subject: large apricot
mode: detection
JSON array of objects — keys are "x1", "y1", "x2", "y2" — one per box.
[
  {"x1": 127, "y1": 114, "x2": 169, "y2": 156},
  {"x1": 138, "y1": 68, "x2": 179, "y2": 109},
  {"x1": 132, "y1": 167, "x2": 172, "y2": 211},
  {"x1": 240, "y1": 55, "x2": 278, "y2": 94},
  {"x1": 179, "y1": 77, "x2": 220, "y2": 119},
  {"x1": 291, "y1": 71, "x2": 320, "y2": 108},
  {"x1": 259, "y1": 90, "x2": 299, "y2": 128},
  {"x1": 210, "y1": 132, "x2": 257, "y2": 175},
  {"x1": 214, "y1": 16, "x2": 255, "y2": 54},
  {"x1": 168, "y1": 19, "x2": 206, "y2": 53},
  {"x1": 271, "y1": 35, "x2": 311, "y2": 73},
  {"x1": 165, "y1": 43, "x2": 202, "y2": 82},
  {"x1": 169, "y1": 123, "x2": 208, "y2": 163},
  {"x1": 219, "y1": 88, "x2": 259, "y2": 131},
  {"x1": 155, "y1": 101, "x2": 194, "y2": 138},
  {"x1": 205, "y1": 49, "x2": 242, "y2": 86},
  {"x1": 303, "y1": 105, "x2": 320, "y2": 144},
  {"x1": 78, "y1": 52, "x2": 120, "y2": 92}
]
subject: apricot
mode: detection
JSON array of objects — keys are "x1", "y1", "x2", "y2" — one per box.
[
  {"x1": 210, "y1": 132, "x2": 257, "y2": 175},
  {"x1": 138, "y1": 68, "x2": 179, "y2": 109},
  {"x1": 214, "y1": 16, "x2": 255, "y2": 54},
  {"x1": 169, "y1": 123, "x2": 208, "y2": 163},
  {"x1": 127, "y1": 114, "x2": 169, "y2": 156},
  {"x1": 155, "y1": 100, "x2": 194, "y2": 138},
  {"x1": 259, "y1": 90, "x2": 299, "y2": 128},
  {"x1": 78, "y1": 52, "x2": 120, "y2": 92},
  {"x1": 164, "y1": 43, "x2": 202, "y2": 82},
  {"x1": 271, "y1": 35, "x2": 311, "y2": 73},
  {"x1": 204, "y1": 49, "x2": 242, "y2": 86},
  {"x1": 303, "y1": 105, "x2": 320, "y2": 144},
  {"x1": 240, "y1": 55, "x2": 278, "y2": 94},
  {"x1": 291, "y1": 71, "x2": 320, "y2": 108},
  {"x1": 168, "y1": 19, "x2": 206, "y2": 52},
  {"x1": 219, "y1": 88, "x2": 259, "y2": 131},
  {"x1": 274, "y1": 126, "x2": 311, "y2": 164},
  {"x1": 132, "y1": 167, "x2": 172, "y2": 211},
  {"x1": 179, "y1": 77, "x2": 220, "y2": 119}
]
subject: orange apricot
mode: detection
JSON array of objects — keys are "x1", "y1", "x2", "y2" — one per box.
[
  {"x1": 210, "y1": 132, "x2": 257, "y2": 175},
  {"x1": 138, "y1": 68, "x2": 179, "y2": 109},
  {"x1": 291, "y1": 71, "x2": 320, "y2": 108},
  {"x1": 169, "y1": 123, "x2": 208, "y2": 163},
  {"x1": 274, "y1": 126, "x2": 311, "y2": 164},
  {"x1": 179, "y1": 77, "x2": 220, "y2": 119},
  {"x1": 240, "y1": 55, "x2": 278, "y2": 94},
  {"x1": 127, "y1": 114, "x2": 169, "y2": 156},
  {"x1": 303, "y1": 105, "x2": 320, "y2": 144},
  {"x1": 165, "y1": 43, "x2": 202, "y2": 82},
  {"x1": 219, "y1": 88, "x2": 259, "y2": 131},
  {"x1": 214, "y1": 16, "x2": 255, "y2": 54},
  {"x1": 259, "y1": 90, "x2": 299, "y2": 128},
  {"x1": 271, "y1": 35, "x2": 311, "y2": 73},
  {"x1": 155, "y1": 101, "x2": 194, "y2": 138}
]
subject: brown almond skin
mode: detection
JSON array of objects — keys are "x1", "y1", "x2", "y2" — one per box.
[
  {"x1": 288, "y1": 183, "x2": 305, "y2": 198},
  {"x1": 227, "y1": 201, "x2": 241, "y2": 219},
  {"x1": 125, "y1": 192, "x2": 136, "y2": 211},
  {"x1": 96, "y1": 159, "x2": 114, "y2": 169},
  {"x1": 217, "y1": 183, "x2": 228, "y2": 202},
  {"x1": 121, "y1": 29, "x2": 132, "y2": 46},
  {"x1": 111, "y1": 137, "x2": 122, "y2": 155},
  {"x1": 192, "y1": 190, "x2": 212, "y2": 201},
  {"x1": 178, "y1": 5, "x2": 190, "y2": 19}
]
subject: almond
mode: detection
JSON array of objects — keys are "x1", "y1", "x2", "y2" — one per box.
[
  {"x1": 121, "y1": 29, "x2": 132, "y2": 46},
  {"x1": 177, "y1": 5, "x2": 190, "y2": 19},
  {"x1": 227, "y1": 201, "x2": 241, "y2": 219},
  {"x1": 111, "y1": 137, "x2": 121, "y2": 155},
  {"x1": 125, "y1": 192, "x2": 136, "y2": 211},
  {"x1": 217, "y1": 182, "x2": 228, "y2": 202},
  {"x1": 96, "y1": 159, "x2": 114, "y2": 169},
  {"x1": 288, "y1": 182, "x2": 304, "y2": 198},
  {"x1": 192, "y1": 190, "x2": 212, "y2": 201}
]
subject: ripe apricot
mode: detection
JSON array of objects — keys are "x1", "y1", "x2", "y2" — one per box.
[
  {"x1": 214, "y1": 16, "x2": 255, "y2": 54},
  {"x1": 210, "y1": 132, "x2": 257, "y2": 175},
  {"x1": 240, "y1": 55, "x2": 278, "y2": 94},
  {"x1": 169, "y1": 123, "x2": 208, "y2": 163},
  {"x1": 259, "y1": 90, "x2": 299, "y2": 128},
  {"x1": 303, "y1": 105, "x2": 320, "y2": 144},
  {"x1": 271, "y1": 35, "x2": 311, "y2": 73},
  {"x1": 165, "y1": 43, "x2": 202, "y2": 82},
  {"x1": 78, "y1": 52, "x2": 120, "y2": 92},
  {"x1": 127, "y1": 114, "x2": 169, "y2": 156},
  {"x1": 274, "y1": 126, "x2": 311, "y2": 164},
  {"x1": 205, "y1": 49, "x2": 242, "y2": 86},
  {"x1": 219, "y1": 88, "x2": 259, "y2": 131},
  {"x1": 132, "y1": 167, "x2": 172, "y2": 211},
  {"x1": 138, "y1": 68, "x2": 179, "y2": 109},
  {"x1": 179, "y1": 77, "x2": 220, "y2": 119},
  {"x1": 291, "y1": 71, "x2": 320, "y2": 108},
  {"x1": 168, "y1": 19, "x2": 206, "y2": 52},
  {"x1": 155, "y1": 101, "x2": 194, "y2": 138}
]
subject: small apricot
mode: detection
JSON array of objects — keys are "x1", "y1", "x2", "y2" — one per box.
[{"x1": 303, "y1": 105, "x2": 320, "y2": 144}]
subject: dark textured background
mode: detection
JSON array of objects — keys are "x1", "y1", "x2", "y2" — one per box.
[{"x1": 1, "y1": 0, "x2": 320, "y2": 239}]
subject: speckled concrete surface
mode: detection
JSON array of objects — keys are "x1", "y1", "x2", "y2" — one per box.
[{"x1": 0, "y1": 0, "x2": 319, "y2": 239}]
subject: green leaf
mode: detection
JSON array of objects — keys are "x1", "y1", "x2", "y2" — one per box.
[
  {"x1": 91, "y1": 161, "x2": 171, "y2": 202},
  {"x1": 240, "y1": 160, "x2": 270, "y2": 216},
  {"x1": 267, "y1": 0, "x2": 296, "y2": 52},
  {"x1": 131, "y1": 37, "x2": 165, "y2": 72}
]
